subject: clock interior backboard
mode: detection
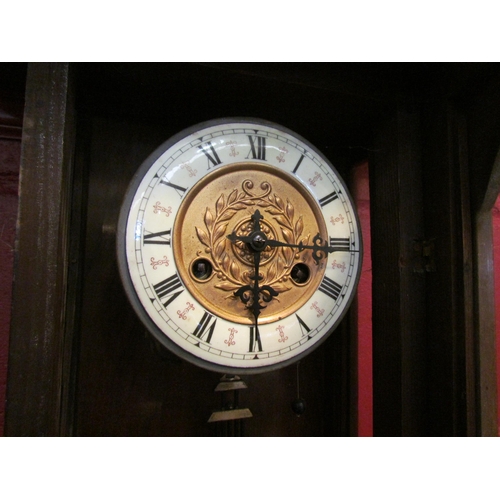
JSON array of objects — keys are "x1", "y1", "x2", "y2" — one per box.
[{"x1": 74, "y1": 64, "x2": 365, "y2": 436}]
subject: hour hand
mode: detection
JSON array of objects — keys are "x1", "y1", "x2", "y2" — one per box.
[{"x1": 231, "y1": 209, "x2": 279, "y2": 333}]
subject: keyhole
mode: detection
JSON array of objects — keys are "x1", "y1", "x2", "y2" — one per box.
[
  {"x1": 290, "y1": 263, "x2": 310, "y2": 284},
  {"x1": 192, "y1": 258, "x2": 213, "y2": 281}
]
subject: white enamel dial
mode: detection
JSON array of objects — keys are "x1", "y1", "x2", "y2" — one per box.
[{"x1": 117, "y1": 118, "x2": 362, "y2": 374}]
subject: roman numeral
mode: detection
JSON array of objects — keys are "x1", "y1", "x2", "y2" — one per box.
[
  {"x1": 319, "y1": 276, "x2": 343, "y2": 301},
  {"x1": 296, "y1": 314, "x2": 311, "y2": 336},
  {"x1": 319, "y1": 191, "x2": 338, "y2": 207},
  {"x1": 292, "y1": 153, "x2": 306, "y2": 174},
  {"x1": 153, "y1": 274, "x2": 183, "y2": 308},
  {"x1": 329, "y1": 237, "x2": 350, "y2": 251},
  {"x1": 249, "y1": 326, "x2": 263, "y2": 352},
  {"x1": 247, "y1": 135, "x2": 266, "y2": 161},
  {"x1": 198, "y1": 141, "x2": 222, "y2": 168},
  {"x1": 192, "y1": 311, "x2": 217, "y2": 344},
  {"x1": 143, "y1": 229, "x2": 171, "y2": 245},
  {"x1": 160, "y1": 179, "x2": 187, "y2": 195}
]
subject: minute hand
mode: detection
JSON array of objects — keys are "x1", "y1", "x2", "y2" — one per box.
[{"x1": 265, "y1": 233, "x2": 345, "y2": 265}]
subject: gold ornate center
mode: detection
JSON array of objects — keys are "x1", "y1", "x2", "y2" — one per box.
[
  {"x1": 231, "y1": 217, "x2": 278, "y2": 266},
  {"x1": 173, "y1": 163, "x2": 327, "y2": 325}
]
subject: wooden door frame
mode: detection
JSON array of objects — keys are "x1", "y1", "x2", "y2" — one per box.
[
  {"x1": 475, "y1": 145, "x2": 500, "y2": 436},
  {"x1": 5, "y1": 63, "x2": 78, "y2": 436}
]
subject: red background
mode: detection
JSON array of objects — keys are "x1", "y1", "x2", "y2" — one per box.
[{"x1": 353, "y1": 162, "x2": 373, "y2": 436}]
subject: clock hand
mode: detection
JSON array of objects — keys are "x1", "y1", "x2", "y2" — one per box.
[
  {"x1": 248, "y1": 249, "x2": 263, "y2": 349},
  {"x1": 229, "y1": 215, "x2": 342, "y2": 265},
  {"x1": 232, "y1": 210, "x2": 278, "y2": 341},
  {"x1": 263, "y1": 233, "x2": 340, "y2": 265}
]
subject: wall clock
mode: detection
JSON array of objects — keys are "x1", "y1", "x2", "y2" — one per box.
[{"x1": 117, "y1": 118, "x2": 362, "y2": 374}]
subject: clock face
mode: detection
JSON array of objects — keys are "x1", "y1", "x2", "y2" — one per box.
[{"x1": 117, "y1": 118, "x2": 362, "y2": 374}]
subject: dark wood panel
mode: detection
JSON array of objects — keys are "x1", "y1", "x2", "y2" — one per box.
[
  {"x1": 74, "y1": 63, "x2": 380, "y2": 174},
  {"x1": 420, "y1": 102, "x2": 473, "y2": 436},
  {"x1": 371, "y1": 99, "x2": 480, "y2": 436},
  {"x1": 5, "y1": 63, "x2": 75, "y2": 436},
  {"x1": 371, "y1": 104, "x2": 427, "y2": 436}
]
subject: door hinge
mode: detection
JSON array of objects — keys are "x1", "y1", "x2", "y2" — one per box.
[{"x1": 413, "y1": 238, "x2": 436, "y2": 273}]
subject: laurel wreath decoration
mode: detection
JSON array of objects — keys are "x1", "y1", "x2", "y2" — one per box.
[{"x1": 195, "y1": 179, "x2": 309, "y2": 297}]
